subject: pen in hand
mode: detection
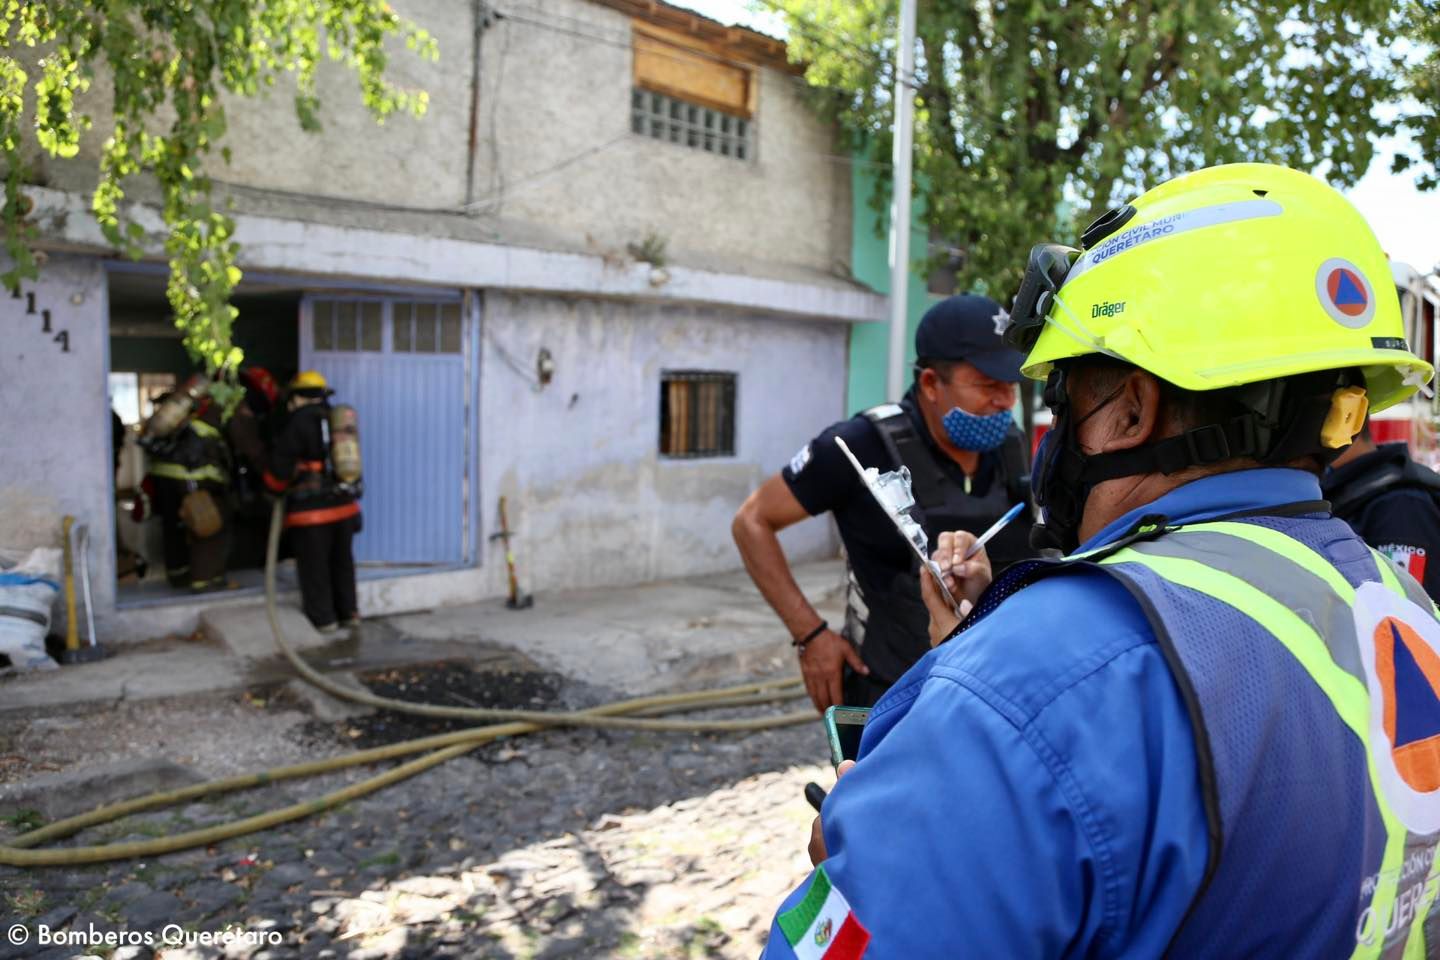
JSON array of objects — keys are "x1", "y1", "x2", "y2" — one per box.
[{"x1": 963, "y1": 502, "x2": 1027, "y2": 561}]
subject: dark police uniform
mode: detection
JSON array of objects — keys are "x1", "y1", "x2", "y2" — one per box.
[
  {"x1": 783, "y1": 388, "x2": 1032, "y2": 704},
  {"x1": 264, "y1": 402, "x2": 361, "y2": 628},
  {"x1": 1323, "y1": 441, "x2": 1440, "y2": 602}
]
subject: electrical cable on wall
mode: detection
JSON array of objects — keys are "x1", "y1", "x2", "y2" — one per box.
[
  {"x1": 487, "y1": 9, "x2": 515, "y2": 205},
  {"x1": 463, "y1": 134, "x2": 630, "y2": 212}
]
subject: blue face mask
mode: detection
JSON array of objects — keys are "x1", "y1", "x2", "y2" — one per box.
[{"x1": 941, "y1": 406, "x2": 1013, "y2": 452}]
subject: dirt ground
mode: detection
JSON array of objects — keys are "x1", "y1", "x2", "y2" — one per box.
[{"x1": 1, "y1": 655, "x2": 830, "y2": 959}]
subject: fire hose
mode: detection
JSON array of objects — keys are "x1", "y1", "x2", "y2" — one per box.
[{"x1": 0, "y1": 500, "x2": 812, "y2": 866}]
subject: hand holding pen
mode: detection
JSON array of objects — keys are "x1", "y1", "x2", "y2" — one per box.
[{"x1": 920, "y1": 504, "x2": 1026, "y2": 645}]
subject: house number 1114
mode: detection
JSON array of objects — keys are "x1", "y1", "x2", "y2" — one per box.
[{"x1": 14, "y1": 287, "x2": 71, "y2": 352}]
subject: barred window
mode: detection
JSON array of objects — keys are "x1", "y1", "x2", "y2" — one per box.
[
  {"x1": 631, "y1": 89, "x2": 752, "y2": 161},
  {"x1": 660, "y1": 371, "x2": 736, "y2": 458}
]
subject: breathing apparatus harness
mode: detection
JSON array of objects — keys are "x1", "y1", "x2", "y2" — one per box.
[{"x1": 1009, "y1": 209, "x2": 1370, "y2": 554}]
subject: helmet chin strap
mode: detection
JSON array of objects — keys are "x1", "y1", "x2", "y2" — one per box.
[
  {"x1": 1030, "y1": 374, "x2": 1128, "y2": 553},
  {"x1": 1033, "y1": 366, "x2": 1361, "y2": 553}
]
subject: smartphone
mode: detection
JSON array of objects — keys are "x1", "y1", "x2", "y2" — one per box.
[{"x1": 824, "y1": 706, "x2": 872, "y2": 767}]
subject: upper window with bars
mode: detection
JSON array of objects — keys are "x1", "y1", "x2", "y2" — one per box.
[{"x1": 631, "y1": 89, "x2": 753, "y2": 161}]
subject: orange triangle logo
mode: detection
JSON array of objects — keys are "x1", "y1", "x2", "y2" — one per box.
[{"x1": 1374, "y1": 617, "x2": 1440, "y2": 792}]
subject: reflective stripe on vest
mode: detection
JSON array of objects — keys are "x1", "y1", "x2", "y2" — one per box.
[
  {"x1": 1097, "y1": 522, "x2": 1438, "y2": 958},
  {"x1": 189, "y1": 419, "x2": 221, "y2": 440},
  {"x1": 148, "y1": 462, "x2": 229, "y2": 485}
]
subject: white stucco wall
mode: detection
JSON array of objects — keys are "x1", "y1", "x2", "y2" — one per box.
[
  {"x1": 20, "y1": 0, "x2": 462, "y2": 212},
  {"x1": 0, "y1": 255, "x2": 116, "y2": 634},
  {"x1": 478, "y1": 292, "x2": 845, "y2": 593},
  {"x1": 475, "y1": 0, "x2": 852, "y2": 280},
  {"x1": 21, "y1": 0, "x2": 850, "y2": 283}
]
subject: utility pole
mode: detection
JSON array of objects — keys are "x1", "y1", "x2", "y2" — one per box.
[{"x1": 885, "y1": 0, "x2": 918, "y2": 401}]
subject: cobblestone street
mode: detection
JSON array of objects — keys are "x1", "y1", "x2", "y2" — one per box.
[{"x1": 1, "y1": 665, "x2": 828, "y2": 960}]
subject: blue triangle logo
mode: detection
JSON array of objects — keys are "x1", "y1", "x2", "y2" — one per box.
[
  {"x1": 1391, "y1": 620, "x2": 1440, "y2": 748},
  {"x1": 1334, "y1": 271, "x2": 1367, "y2": 306}
]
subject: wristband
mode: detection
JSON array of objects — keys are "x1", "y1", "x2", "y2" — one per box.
[{"x1": 795, "y1": 620, "x2": 828, "y2": 648}]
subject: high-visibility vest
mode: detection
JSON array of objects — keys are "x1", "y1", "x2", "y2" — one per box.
[
  {"x1": 966, "y1": 511, "x2": 1440, "y2": 957},
  {"x1": 147, "y1": 418, "x2": 230, "y2": 486}
]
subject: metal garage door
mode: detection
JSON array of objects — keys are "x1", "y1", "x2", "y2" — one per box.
[{"x1": 299, "y1": 295, "x2": 470, "y2": 565}]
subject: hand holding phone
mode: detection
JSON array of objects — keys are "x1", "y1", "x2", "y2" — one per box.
[{"x1": 823, "y1": 705, "x2": 871, "y2": 767}]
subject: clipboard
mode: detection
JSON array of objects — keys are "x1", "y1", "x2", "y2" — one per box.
[{"x1": 834, "y1": 436, "x2": 962, "y2": 616}]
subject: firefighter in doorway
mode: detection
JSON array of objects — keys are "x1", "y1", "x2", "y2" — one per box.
[
  {"x1": 139, "y1": 379, "x2": 233, "y2": 591},
  {"x1": 227, "y1": 365, "x2": 282, "y2": 570},
  {"x1": 263, "y1": 371, "x2": 363, "y2": 632}
]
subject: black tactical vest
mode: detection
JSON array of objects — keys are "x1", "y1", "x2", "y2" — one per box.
[{"x1": 1326, "y1": 446, "x2": 1440, "y2": 521}]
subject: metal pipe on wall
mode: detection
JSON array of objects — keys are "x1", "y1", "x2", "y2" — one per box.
[{"x1": 465, "y1": 0, "x2": 492, "y2": 207}]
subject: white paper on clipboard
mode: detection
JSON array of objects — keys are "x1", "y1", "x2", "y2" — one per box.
[{"x1": 834, "y1": 436, "x2": 962, "y2": 616}]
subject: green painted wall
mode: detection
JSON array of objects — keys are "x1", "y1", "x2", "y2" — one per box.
[{"x1": 847, "y1": 157, "x2": 934, "y2": 416}]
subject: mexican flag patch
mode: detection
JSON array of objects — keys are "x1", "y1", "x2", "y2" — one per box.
[
  {"x1": 1382, "y1": 543, "x2": 1429, "y2": 582},
  {"x1": 777, "y1": 865, "x2": 870, "y2": 959}
]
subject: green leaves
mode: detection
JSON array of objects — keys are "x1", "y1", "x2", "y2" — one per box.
[
  {"x1": 1, "y1": 0, "x2": 435, "y2": 395},
  {"x1": 776, "y1": 0, "x2": 1433, "y2": 296},
  {"x1": 1396, "y1": 1, "x2": 1440, "y2": 190}
]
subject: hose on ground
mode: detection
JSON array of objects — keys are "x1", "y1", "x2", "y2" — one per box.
[
  {"x1": 261, "y1": 501, "x2": 812, "y2": 732},
  {"x1": 0, "y1": 500, "x2": 813, "y2": 866}
]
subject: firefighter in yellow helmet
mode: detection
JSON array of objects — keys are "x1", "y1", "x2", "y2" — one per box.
[
  {"x1": 767, "y1": 164, "x2": 1440, "y2": 957},
  {"x1": 263, "y1": 371, "x2": 362, "y2": 632}
]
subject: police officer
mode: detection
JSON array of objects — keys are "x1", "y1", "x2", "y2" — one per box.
[
  {"x1": 732, "y1": 294, "x2": 1033, "y2": 712},
  {"x1": 142, "y1": 391, "x2": 232, "y2": 591},
  {"x1": 263, "y1": 371, "x2": 361, "y2": 632},
  {"x1": 764, "y1": 164, "x2": 1440, "y2": 956},
  {"x1": 1324, "y1": 418, "x2": 1440, "y2": 601}
]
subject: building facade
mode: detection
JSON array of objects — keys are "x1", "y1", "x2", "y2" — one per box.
[{"x1": 0, "y1": 0, "x2": 885, "y2": 642}]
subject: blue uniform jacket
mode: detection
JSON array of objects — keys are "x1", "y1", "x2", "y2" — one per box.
[{"x1": 760, "y1": 468, "x2": 1328, "y2": 958}]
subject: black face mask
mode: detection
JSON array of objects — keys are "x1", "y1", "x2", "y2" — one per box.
[
  {"x1": 1031, "y1": 370, "x2": 1126, "y2": 555},
  {"x1": 1030, "y1": 364, "x2": 1360, "y2": 554}
]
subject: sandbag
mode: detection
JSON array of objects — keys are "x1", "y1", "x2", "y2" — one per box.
[{"x1": 0, "y1": 572, "x2": 58, "y2": 672}]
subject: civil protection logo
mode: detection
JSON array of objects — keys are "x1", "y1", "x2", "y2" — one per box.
[
  {"x1": 1355, "y1": 581, "x2": 1440, "y2": 833},
  {"x1": 1316, "y1": 257, "x2": 1375, "y2": 329}
]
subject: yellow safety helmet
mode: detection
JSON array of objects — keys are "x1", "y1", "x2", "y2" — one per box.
[
  {"x1": 289, "y1": 370, "x2": 330, "y2": 393},
  {"x1": 1007, "y1": 162, "x2": 1432, "y2": 413}
]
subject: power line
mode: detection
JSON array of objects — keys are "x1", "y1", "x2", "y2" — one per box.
[{"x1": 462, "y1": 133, "x2": 630, "y2": 210}]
